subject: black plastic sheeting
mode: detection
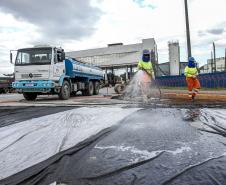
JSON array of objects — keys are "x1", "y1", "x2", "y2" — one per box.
[{"x1": 1, "y1": 108, "x2": 226, "y2": 185}]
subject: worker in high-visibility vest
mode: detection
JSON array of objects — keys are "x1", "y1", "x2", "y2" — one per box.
[
  {"x1": 137, "y1": 49, "x2": 155, "y2": 80},
  {"x1": 184, "y1": 57, "x2": 201, "y2": 100},
  {"x1": 137, "y1": 49, "x2": 155, "y2": 98}
]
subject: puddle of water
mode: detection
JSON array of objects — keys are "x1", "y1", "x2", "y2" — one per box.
[{"x1": 95, "y1": 144, "x2": 192, "y2": 164}]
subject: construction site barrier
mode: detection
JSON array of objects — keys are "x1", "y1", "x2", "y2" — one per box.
[{"x1": 156, "y1": 72, "x2": 226, "y2": 88}]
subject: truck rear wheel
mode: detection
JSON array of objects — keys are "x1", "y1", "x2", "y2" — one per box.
[
  {"x1": 59, "y1": 80, "x2": 70, "y2": 100},
  {"x1": 82, "y1": 81, "x2": 94, "y2": 96},
  {"x1": 23, "y1": 92, "x2": 37, "y2": 101},
  {"x1": 93, "y1": 81, "x2": 100, "y2": 95}
]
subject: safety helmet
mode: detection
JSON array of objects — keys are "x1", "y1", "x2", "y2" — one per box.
[
  {"x1": 189, "y1": 57, "x2": 195, "y2": 63},
  {"x1": 142, "y1": 49, "x2": 151, "y2": 62},
  {"x1": 188, "y1": 57, "x2": 196, "y2": 68},
  {"x1": 143, "y1": 49, "x2": 150, "y2": 55}
]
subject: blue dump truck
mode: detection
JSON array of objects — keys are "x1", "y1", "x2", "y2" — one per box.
[{"x1": 11, "y1": 45, "x2": 103, "y2": 100}]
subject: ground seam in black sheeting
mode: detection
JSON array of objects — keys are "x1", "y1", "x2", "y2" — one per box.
[{"x1": 161, "y1": 154, "x2": 226, "y2": 185}]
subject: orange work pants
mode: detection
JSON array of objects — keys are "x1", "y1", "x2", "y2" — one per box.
[{"x1": 186, "y1": 77, "x2": 201, "y2": 97}]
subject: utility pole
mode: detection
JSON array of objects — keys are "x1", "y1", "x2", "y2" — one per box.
[
  {"x1": 184, "y1": 0, "x2": 192, "y2": 59},
  {"x1": 213, "y1": 42, "x2": 216, "y2": 73},
  {"x1": 211, "y1": 51, "x2": 213, "y2": 73}
]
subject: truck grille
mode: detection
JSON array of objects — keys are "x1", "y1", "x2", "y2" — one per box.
[{"x1": 21, "y1": 74, "x2": 43, "y2": 78}]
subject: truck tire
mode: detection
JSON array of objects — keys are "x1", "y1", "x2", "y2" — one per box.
[
  {"x1": 82, "y1": 81, "x2": 94, "y2": 96},
  {"x1": 114, "y1": 84, "x2": 126, "y2": 94},
  {"x1": 3, "y1": 88, "x2": 9, "y2": 94},
  {"x1": 93, "y1": 81, "x2": 100, "y2": 95},
  {"x1": 59, "y1": 80, "x2": 70, "y2": 100},
  {"x1": 23, "y1": 92, "x2": 37, "y2": 101}
]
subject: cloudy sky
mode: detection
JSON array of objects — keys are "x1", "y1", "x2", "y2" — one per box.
[{"x1": 0, "y1": 0, "x2": 226, "y2": 74}]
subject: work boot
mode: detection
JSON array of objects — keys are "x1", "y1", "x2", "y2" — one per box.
[
  {"x1": 192, "y1": 92, "x2": 197, "y2": 101},
  {"x1": 188, "y1": 94, "x2": 193, "y2": 101}
]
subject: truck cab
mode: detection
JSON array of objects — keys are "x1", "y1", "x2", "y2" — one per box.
[{"x1": 12, "y1": 45, "x2": 103, "y2": 100}]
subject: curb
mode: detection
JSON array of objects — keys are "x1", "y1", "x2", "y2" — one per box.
[{"x1": 163, "y1": 93, "x2": 226, "y2": 101}]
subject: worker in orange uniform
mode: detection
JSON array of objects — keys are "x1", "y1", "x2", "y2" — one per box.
[
  {"x1": 184, "y1": 57, "x2": 201, "y2": 100},
  {"x1": 137, "y1": 49, "x2": 155, "y2": 97}
]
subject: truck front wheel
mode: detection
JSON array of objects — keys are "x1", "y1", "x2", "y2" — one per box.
[
  {"x1": 59, "y1": 80, "x2": 71, "y2": 100},
  {"x1": 3, "y1": 88, "x2": 9, "y2": 94},
  {"x1": 23, "y1": 92, "x2": 37, "y2": 101}
]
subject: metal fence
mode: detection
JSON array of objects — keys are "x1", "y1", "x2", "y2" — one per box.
[{"x1": 156, "y1": 72, "x2": 226, "y2": 88}]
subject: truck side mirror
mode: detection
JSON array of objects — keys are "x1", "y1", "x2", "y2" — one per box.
[
  {"x1": 57, "y1": 52, "x2": 65, "y2": 62},
  {"x1": 10, "y1": 52, "x2": 13, "y2": 64},
  {"x1": 57, "y1": 54, "x2": 60, "y2": 62},
  {"x1": 61, "y1": 52, "x2": 65, "y2": 61}
]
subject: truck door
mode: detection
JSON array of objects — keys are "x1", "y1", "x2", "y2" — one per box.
[{"x1": 52, "y1": 49, "x2": 65, "y2": 79}]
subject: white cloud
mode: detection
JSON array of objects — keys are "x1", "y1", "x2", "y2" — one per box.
[
  {"x1": 0, "y1": 0, "x2": 226, "y2": 72},
  {"x1": 0, "y1": 12, "x2": 40, "y2": 72}
]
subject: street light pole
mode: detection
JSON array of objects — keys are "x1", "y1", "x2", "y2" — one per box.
[{"x1": 184, "y1": 0, "x2": 192, "y2": 59}]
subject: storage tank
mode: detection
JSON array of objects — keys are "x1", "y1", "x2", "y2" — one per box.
[
  {"x1": 65, "y1": 58, "x2": 103, "y2": 78},
  {"x1": 169, "y1": 41, "x2": 180, "y2": 76}
]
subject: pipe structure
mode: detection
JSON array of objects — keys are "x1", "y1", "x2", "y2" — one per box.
[{"x1": 184, "y1": 0, "x2": 192, "y2": 59}]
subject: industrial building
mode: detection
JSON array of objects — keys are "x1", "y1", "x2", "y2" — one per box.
[
  {"x1": 67, "y1": 38, "x2": 157, "y2": 67},
  {"x1": 67, "y1": 39, "x2": 186, "y2": 82},
  {"x1": 200, "y1": 57, "x2": 226, "y2": 73},
  {"x1": 158, "y1": 62, "x2": 187, "y2": 76},
  {"x1": 67, "y1": 38, "x2": 157, "y2": 82}
]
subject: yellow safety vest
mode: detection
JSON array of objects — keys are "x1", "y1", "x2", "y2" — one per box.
[
  {"x1": 137, "y1": 60, "x2": 153, "y2": 76},
  {"x1": 184, "y1": 66, "x2": 198, "y2": 78}
]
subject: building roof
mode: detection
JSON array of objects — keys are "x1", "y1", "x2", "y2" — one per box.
[
  {"x1": 66, "y1": 44, "x2": 142, "y2": 58},
  {"x1": 66, "y1": 38, "x2": 156, "y2": 58}
]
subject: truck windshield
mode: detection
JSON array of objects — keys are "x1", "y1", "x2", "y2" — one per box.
[{"x1": 15, "y1": 48, "x2": 52, "y2": 65}]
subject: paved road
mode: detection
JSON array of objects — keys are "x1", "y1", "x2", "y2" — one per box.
[{"x1": 0, "y1": 105, "x2": 226, "y2": 185}]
